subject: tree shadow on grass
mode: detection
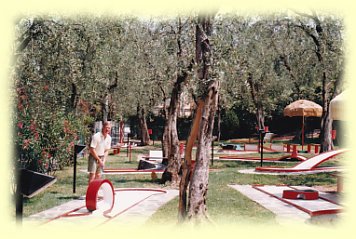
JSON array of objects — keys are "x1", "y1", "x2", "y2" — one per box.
[
  {"x1": 111, "y1": 177, "x2": 161, "y2": 184},
  {"x1": 58, "y1": 196, "x2": 80, "y2": 200}
]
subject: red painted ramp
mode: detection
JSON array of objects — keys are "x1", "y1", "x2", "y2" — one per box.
[
  {"x1": 252, "y1": 185, "x2": 342, "y2": 216},
  {"x1": 255, "y1": 149, "x2": 347, "y2": 173}
]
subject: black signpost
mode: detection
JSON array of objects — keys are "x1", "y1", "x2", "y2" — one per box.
[
  {"x1": 211, "y1": 136, "x2": 217, "y2": 166},
  {"x1": 259, "y1": 129, "x2": 266, "y2": 167},
  {"x1": 73, "y1": 144, "x2": 86, "y2": 194},
  {"x1": 211, "y1": 139, "x2": 214, "y2": 166}
]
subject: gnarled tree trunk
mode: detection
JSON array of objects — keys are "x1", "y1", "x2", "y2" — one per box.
[
  {"x1": 247, "y1": 72, "x2": 265, "y2": 130},
  {"x1": 187, "y1": 82, "x2": 218, "y2": 223},
  {"x1": 179, "y1": 14, "x2": 218, "y2": 224},
  {"x1": 137, "y1": 104, "x2": 150, "y2": 146},
  {"x1": 161, "y1": 17, "x2": 193, "y2": 185},
  {"x1": 319, "y1": 72, "x2": 334, "y2": 151},
  {"x1": 178, "y1": 100, "x2": 204, "y2": 221},
  {"x1": 297, "y1": 13, "x2": 341, "y2": 152},
  {"x1": 160, "y1": 82, "x2": 182, "y2": 184},
  {"x1": 320, "y1": 109, "x2": 333, "y2": 152}
]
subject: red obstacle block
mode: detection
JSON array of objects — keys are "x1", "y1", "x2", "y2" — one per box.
[
  {"x1": 307, "y1": 144, "x2": 312, "y2": 153},
  {"x1": 307, "y1": 144, "x2": 320, "y2": 154},
  {"x1": 331, "y1": 130, "x2": 337, "y2": 140},
  {"x1": 291, "y1": 144, "x2": 298, "y2": 158},
  {"x1": 86, "y1": 179, "x2": 115, "y2": 212},
  {"x1": 282, "y1": 189, "x2": 319, "y2": 200},
  {"x1": 285, "y1": 144, "x2": 298, "y2": 156},
  {"x1": 314, "y1": 144, "x2": 320, "y2": 154}
]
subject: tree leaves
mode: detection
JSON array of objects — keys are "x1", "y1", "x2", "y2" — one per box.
[{"x1": 13, "y1": 13, "x2": 344, "y2": 171}]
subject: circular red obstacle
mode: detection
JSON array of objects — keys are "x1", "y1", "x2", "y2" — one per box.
[
  {"x1": 86, "y1": 179, "x2": 115, "y2": 212},
  {"x1": 282, "y1": 189, "x2": 319, "y2": 200}
]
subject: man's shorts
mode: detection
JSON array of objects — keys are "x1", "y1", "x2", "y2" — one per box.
[{"x1": 88, "y1": 155, "x2": 104, "y2": 174}]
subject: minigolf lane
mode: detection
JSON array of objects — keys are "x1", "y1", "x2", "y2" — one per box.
[
  {"x1": 229, "y1": 184, "x2": 342, "y2": 224},
  {"x1": 26, "y1": 179, "x2": 178, "y2": 227}
]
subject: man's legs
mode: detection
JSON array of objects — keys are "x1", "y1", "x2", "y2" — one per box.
[
  {"x1": 89, "y1": 169, "x2": 102, "y2": 183},
  {"x1": 88, "y1": 172, "x2": 96, "y2": 184},
  {"x1": 94, "y1": 172, "x2": 101, "y2": 180},
  {"x1": 88, "y1": 155, "x2": 99, "y2": 184}
]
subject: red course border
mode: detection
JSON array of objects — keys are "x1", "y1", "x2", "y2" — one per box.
[{"x1": 252, "y1": 185, "x2": 341, "y2": 216}]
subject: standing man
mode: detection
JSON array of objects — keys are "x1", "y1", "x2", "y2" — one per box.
[{"x1": 88, "y1": 121, "x2": 112, "y2": 184}]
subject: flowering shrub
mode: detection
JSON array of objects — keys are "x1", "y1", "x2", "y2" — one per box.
[{"x1": 14, "y1": 86, "x2": 92, "y2": 174}]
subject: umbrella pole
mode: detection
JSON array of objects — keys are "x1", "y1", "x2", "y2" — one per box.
[{"x1": 302, "y1": 115, "x2": 304, "y2": 151}]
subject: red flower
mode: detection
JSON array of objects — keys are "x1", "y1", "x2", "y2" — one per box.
[
  {"x1": 17, "y1": 102, "x2": 24, "y2": 111},
  {"x1": 63, "y1": 120, "x2": 70, "y2": 133},
  {"x1": 29, "y1": 120, "x2": 36, "y2": 132},
  {"x1": 41, "y1": 150, "x2": 52, "y2": 159},
  {"x1": 23, "y1": 139, "x2": 30, "y2": 149},
  {"x1": 41, "y1": 150, "x2": 47, "y2": 157},
  {"x1": 17, "y1": 122, "x2": 23, "y2": 129},
  {"x1": 20, "y1": 95, "x2": 28, "y2": 101},
  {"x1": 34, "y1": 131, "x2": 39, "y2": 141},
  {"x1": 16, "y1": 87, "x2": 24, "y2": 94}
]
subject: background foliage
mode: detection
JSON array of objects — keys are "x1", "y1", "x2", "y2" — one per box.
[{"x1": 13, "y1": 13, "x2": 344, "y2": 172}]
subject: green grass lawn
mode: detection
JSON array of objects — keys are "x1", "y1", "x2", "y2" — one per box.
[
  {"x1": 17, "y1": 144, "x2": 341, "y2": 226},
  {"x1": 146, "y1": 159, "x2": 340, "y2": 226}
]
